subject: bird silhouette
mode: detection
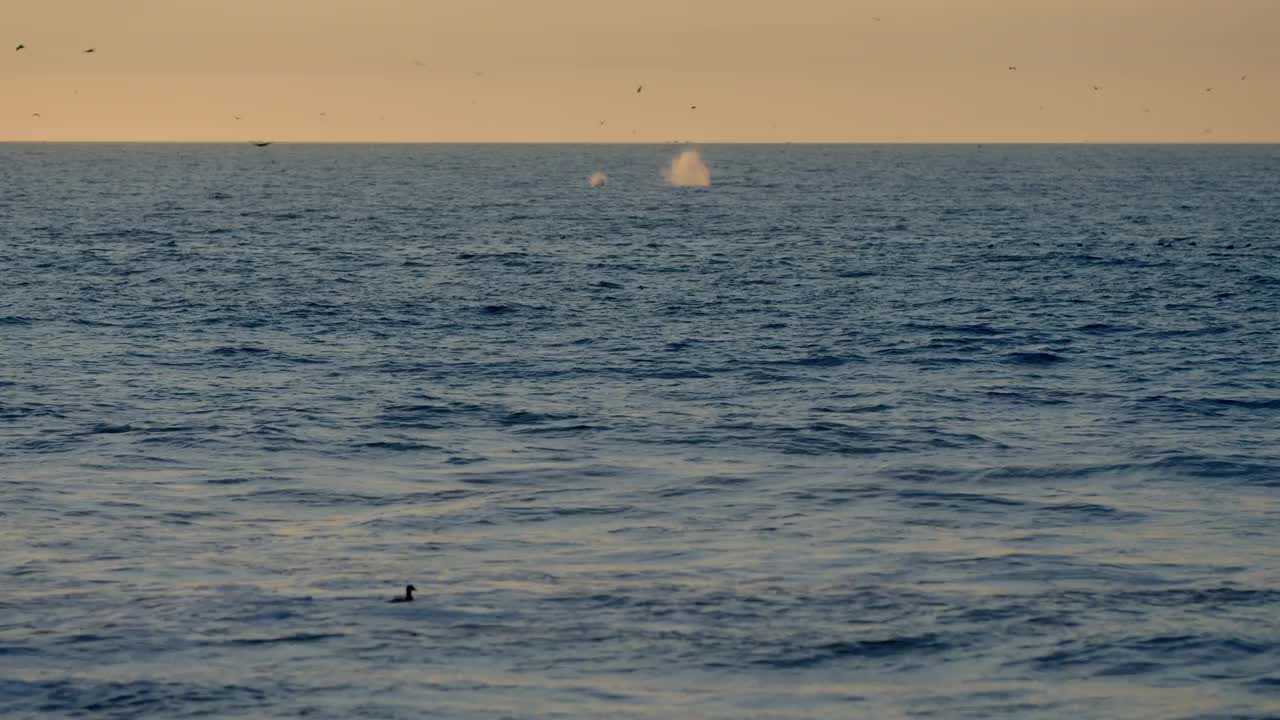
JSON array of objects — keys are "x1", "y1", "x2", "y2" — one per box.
[
  {"x1": 1241, "y1": 74, "x2": 1248, "y2": 81},
  {"x1": 1205, "y1": 87, "x2": 1213, "y2": 93},
  {"x1": 251, "y1": 141, "x2": 271, "y2": 147},
  {"x1": 1008, "y1": 66, "x2": 1017, "y2": 71},
  {"x1": 389, "y1": 585, "x2": 416, "y2": 603},
  {"x1": 636, "y1": 84, "x2": 644, "y2": 94},
  {"x1": 234, "y1": 115, "x2": 242, "y2": 120},
  {"x1": 31, "y1": 113, "x2": 40, "y2": 118},
  {"x1": 15, "y1": 44, "x2": 24, "y2": 51},
  {"x1": 82, "y1": 48, "x2": 95, "y2": 54},
  {"x1": 690, "y1": 105, "x2": 697, "y2": 110},
  {"x1": 1091, "y1": 85, "x2": 1102, "y2": 91}
]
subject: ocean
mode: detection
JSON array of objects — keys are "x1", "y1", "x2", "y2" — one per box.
[{"x1": 1, "y1": 143, "x2": 1278, "y2": 719}]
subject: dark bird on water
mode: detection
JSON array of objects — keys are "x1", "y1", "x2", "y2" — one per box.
[
  {"x1": 16, "y1": 44, "x2": 24, "y2": 51},
  {"x1": 82, "y1": 48, "x2": 95, "y2": 54},
  {"x1": 250, "y1": 141, "x2": 272, "y2": 147},
  {"x1": 389, "y1": 585, "x2": 416, "y2": 603}
]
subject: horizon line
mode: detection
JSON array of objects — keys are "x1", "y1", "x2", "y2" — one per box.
[{"x1": 3, "y1": 140, "x2": 1279, "y2": 146}]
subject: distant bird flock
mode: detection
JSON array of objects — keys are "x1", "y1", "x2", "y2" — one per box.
[{"x1": 10, "y1": 26, "x2": 1258, "y2": 142}]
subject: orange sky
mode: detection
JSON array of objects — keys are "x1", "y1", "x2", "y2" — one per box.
[{"x1": 4, "y1": 0, "x2": 1278, "y2": 142}]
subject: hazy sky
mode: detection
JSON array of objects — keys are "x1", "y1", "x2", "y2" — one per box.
[{"x1": 5, "y1": 0, "x2": 1278, "y2": 141}]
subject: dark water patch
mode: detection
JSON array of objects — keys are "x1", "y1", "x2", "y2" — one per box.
[
  {"x1": 208, "y1": 345, "x2": 271, "y2": 357},
  {"x1": 1028, "y1": 633, "x2": 1272, "y2": 675},
  {"x1": 1075, "y1": 322, "x2": 1138, "y2": 334},
  {"x1": 1145, "y1": 453, "x2": 1280, "y2": 482},
  {"x1": 1034, "y1": 502, "x2": 1142, "y2": 524},
  {"x1": 635, "y1": 368, "x2": 713, "y2": 380},
  {"x1": 500, "y1": 410, "x2": 579, "y2": 426},
  {"x1": 376, "y1": 399, "x2": 489, "y2": 429},
  {"x1": 0, "y1": 679, "x2": 270, "y2": 718},
  {"x1": 905, "y1": 322, "x2": 1008, "y2": 336},
  {"x1": 503, "y1": 505, "x2": 635, "y2": 523},
  {"x1": 232, "y1": 488, "x2": 382, "y2": 506},
  {"x1": 1004, "y1": 351, "x2": 1069, "y2": 365},
  {"x1": 754, "y1": 634, "x2": 950, "y2": 669},
  {"x1": 1250, "y1": 677, "x2": 1280, "y2": 695},
  {"x1": 1110, "y1": 587, "x2": 1280, "y2": 609},
  {"x1": 515, "y1": 423, "x2": 612, "y2": 435},
  {"x1": 767, "y1": 354, "x2": 860, "y2": 368},
  {"x1": 201, "y1": 346, "x2": 329, "y2": 366},
  {"x1": 1144, "y1": 325, "x2": 1237, "y2": 338},
  {"x1": 1193, "y1": 396, "x2": 1280, "y2": 411},
  {"x1": 0, "y1": 645, "x2": 38, "y2": 656},
  {"x1": 209, "y1": 632, "x2": 345, "y2": 647},
  {"x1": 356, "y1": 440, "x2": 443, "y2": 452},
  {"x1": 813, "y1": 403, "x2": 894, "y2": 414},
  {"x1": 84, "y1": 423, "x2": 137, "y2": 435},
  {"x1": 86, "y1": 228, "x2": 174, "y2": 242},
  {"x1": 895, "y1": 490, "x2": 1026, "y2": 510}
]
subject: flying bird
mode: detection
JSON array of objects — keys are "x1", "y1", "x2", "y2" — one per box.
[
  {"x1": 871, "y1": 16, "x2": 882, "y2": 21},
  {"x1": 15, "y1": 44, "x2": 24, "y2": 51},
  {"x1": 234, "y1": 115, "x2": 242, "y2": 120},
  {"x1": 1205, "y1": 87, "x2": 1213, "y2": 93},
  {"x1": 82, "y1": 48, "x2": 95, "y2": 53},
  {"x1": 636, "y1": 84, "x2": 644, "y2": 94},
  {"x1": 690, "y1": 105, "x2": 697, "y2": 110},
  {"x1": 1241, "y1": 74, "x2": 1248, "y2": 81},
  {"x1": 1091, "y1": 85, "x2": 1102, "y2": 91},
  {"x1": 31, "y1": 113, "x2": 40, "y2": 118},
  {"x1": 1008, "y1": 66, "x2": 1017, "y2": 71}
]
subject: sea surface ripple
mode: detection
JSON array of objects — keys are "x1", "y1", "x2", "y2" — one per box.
[{"x1": 1, "y1": 144, "x2": 1279, "y2": 719}]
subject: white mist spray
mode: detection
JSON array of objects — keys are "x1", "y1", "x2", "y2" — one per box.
[
  {"x1": 589, "y1": 171, "x2": 608, "y2": 188},
  {"x1": 664, "y1": 148, "x2": 711, "y2": 187}
]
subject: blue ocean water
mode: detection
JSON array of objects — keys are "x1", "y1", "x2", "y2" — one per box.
[{"x1": 1, "y1": 143, "x2": 1278, "y2": 719}]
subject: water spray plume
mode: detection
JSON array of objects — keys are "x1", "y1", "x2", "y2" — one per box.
[
  {"x1": 589, "y1": 171, "x2": 608, "y2": 188},
  {"x1": 664, "y1": 148, "x2": 711, "y2": 187}
]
